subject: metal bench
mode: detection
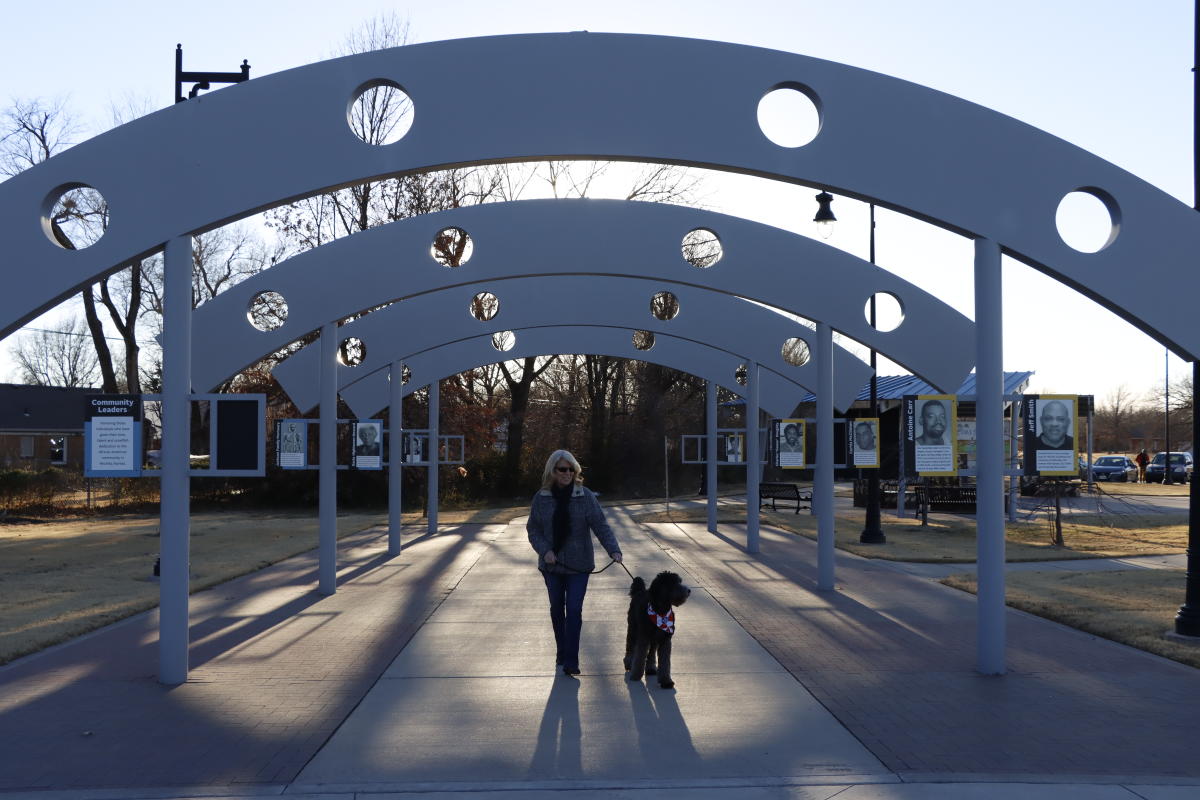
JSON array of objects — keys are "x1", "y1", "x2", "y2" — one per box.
[{"x1": 758, "y1": 482, "x2": 811, "y2": 513}]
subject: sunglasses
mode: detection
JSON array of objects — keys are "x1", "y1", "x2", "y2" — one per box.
[{"x1": 555, "y1": 466, "x2": 576, "y2": 473}]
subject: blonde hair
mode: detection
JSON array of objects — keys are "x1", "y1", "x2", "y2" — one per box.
[{"x1": 541, "y1": 449, "x2": 583, "y2": 489}]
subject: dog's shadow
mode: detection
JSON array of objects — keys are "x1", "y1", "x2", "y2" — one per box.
[
  {"x1": 528, "y1": 675, "x2": 583, "y2": 778},
  {"x1": 625, "y1": 680, "x2": 701, "y2": 769}
]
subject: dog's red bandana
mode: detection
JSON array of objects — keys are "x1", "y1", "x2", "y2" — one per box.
[{"x1": 648, "y1": 604, "x2": 675, "y2": 634}]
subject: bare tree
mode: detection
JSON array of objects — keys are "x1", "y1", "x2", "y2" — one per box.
[
  {"x1": 9, "y1": 317, "x2": 99, "y2": 387},
  {"x1": 0, "y1": 97, "x2": 82, "y2": 177}
]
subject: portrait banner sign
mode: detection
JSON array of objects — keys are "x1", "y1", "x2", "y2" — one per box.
[
  {"x1": 352, "y1": 420, "x2": 383, "y2": 470},
  {"x1": 850, "y1": 417, "x2": 879, "y2": 468},
  {"x1": 1022, "y1": 394, "x2": 1078, "y2": 476},
  {"x1": 275, "y1": 419, "x2": 308, "y2": 469},
  {"x1": 84, "y1": 394, "x2": 142, "y2": 477},
  {"x1": 904, "y1": 394, "x2": 957, "y2": 476},
  {"x1": 774, "y1": 418, "x2": 806, "y2": 469}
]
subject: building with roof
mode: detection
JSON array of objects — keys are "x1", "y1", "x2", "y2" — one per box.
[{"x1": 0, "y1": 384, "x2": 94, "y2": 471}]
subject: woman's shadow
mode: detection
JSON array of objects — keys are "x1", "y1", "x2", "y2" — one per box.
[{"x1": 528, "y1": 675, "x2": 582, "y2": 779}]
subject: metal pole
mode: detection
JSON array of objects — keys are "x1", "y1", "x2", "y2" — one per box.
[
  {"x1": 318, "y1": 322, "x2": 337, "y2": 595},
  {"x1": 1178, "y1": 358, "x2": 1200, "y2": 635},
  {"x1": 1175, "y1": 0, "x2": 1200, "y2": 635},
  {"x1": 861, "y1": 203, "x2": 885, "y2": 543},
  {"x1": 388, "y1": 360, "x2": 403, "y2": 556},
  {"x1": 158, "y1": 235, "x2": 192, "y2": 685},
  {"x1": 706, "y1": 381, "x2": 718, "y2": 533},
  {"x1": 1008, "y1": 399, "x2": 1018, "y2": 523},
  {"x1": 427, "y1": 380, "x2": 439, "y2": 536},
  {"x1": 975, "y1": 237, "x2": 1006, "y2": 675},
  {"x1": 816, "y1": 322, "x2": 835, "y2": 590},
  {"x1": 1165, "y1": 348, "x2": 1173, "y2": 484},
  {"x1": 745, "y1": 361, "x2": 761, "y2": 553},
  {"x1": 664, "y1": 435, "x2": 670, "y2": 516},
  {"x1": 1086, "y1": 398, "x2": 1094, "y2": 491}
]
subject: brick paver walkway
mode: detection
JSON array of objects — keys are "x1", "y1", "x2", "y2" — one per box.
[
  {"x1": 643, "y1": 517, "x2": 1200, "y2": 779},
  {"x1": 3, "y1": 503, "x2": 1200, "y2": 794},
  {"x1": 0, "y1": 522, "x2": 501, "y2": 790}
]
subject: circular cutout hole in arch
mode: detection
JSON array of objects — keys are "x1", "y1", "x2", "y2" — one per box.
[
  {"x1": 757, "y1": 84, "x2": 821, "y2": 148},
  {"x1": 1056, "y1": 188, "x2": 1120, "y2": 253},
  {"x1": 338, "y1": 337, "x2": 367, "y2": 367},
  {"x1": 865, "y1": 292, "x2": 904, "y2": 332},
  {"x1": 431, "y1": 227, "x2": 473, "y2": 267},
  {"x1": 650, "y1": 291, "x2": 680, "y2": 321},
  {"x1": 470, "y1": 292, "x2": 499, "y2": 321},
  {"x1": 682, "y1": 228, "x2": 723, "y2": 268},
  {"x1": 632, "y1": 330, "x2": 655, "y2": 351},
  {"x1": 492, "y1": 331, "x2": 516, "y2": 352},
  {"x1": 386, "y1": 364, "x2": 412, "y2": 385},
  {"x1": 42, "y1": 184, "x2": 108, "y2": 249},
  {"x1": 781, "y1": 337, "x2": 811, "y2": 366},
  {"x1": 735, "y1": 364, "x2": 748, "y2": 386},
  {"x1": 347, "y1": 79, "x2": 413, "y2": 145},
  {"x1": 246, "y1": 291, "x2": 288, "y2": 332}
]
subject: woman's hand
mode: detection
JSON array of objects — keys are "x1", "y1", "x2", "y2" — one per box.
[
  {"x1": 544, "y1": 551, "x2": 557, "y2": 565},
  {"x1": 611, "y1": 552, "x2": 622, "y2": 563}
]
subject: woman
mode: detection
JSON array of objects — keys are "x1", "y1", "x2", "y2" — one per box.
[{"x1": 527, "y1": 449, "x2": 622, "y2": 677}]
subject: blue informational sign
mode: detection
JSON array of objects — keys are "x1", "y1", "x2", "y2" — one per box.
[{"x1": 84, "y1": 395, "x2": 143, "y2": 477}]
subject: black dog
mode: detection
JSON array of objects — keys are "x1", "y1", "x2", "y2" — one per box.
[{"x1": 623, "y1": 571, "x2": 690, "y2": 688}]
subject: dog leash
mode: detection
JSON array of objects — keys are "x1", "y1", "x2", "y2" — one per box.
[{"x1": 554, "y1": 555, "x2": 635, "y2": 579}]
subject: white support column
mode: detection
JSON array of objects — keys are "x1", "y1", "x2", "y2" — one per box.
[
  {"x1": 745, "y1": 361, "x2": 760, "y2": 553},
  {"x1": 706, "y1": 380, "x2": 718, "y2": 533},
  {"x1": 816, "y1": 322, "x2": 835, "y2": 591},
  {"x1": 159, "y1": 235, "x2": 192, "y2": 685},
  {"x1": 427, "y1": 380, "x2": 439, "y2": 535},
  {"x1": 388, "y1": 360, "x2": 403, "y2": 556},
  {"x1": 975, "y1": 238, "x2": 1006, "y2": 675},
  {"x1": 318, "y1": 322, "x2": 337, "y2": 595}
]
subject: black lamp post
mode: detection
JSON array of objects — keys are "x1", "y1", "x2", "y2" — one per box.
[
  {"x1": 1174, "y1": 0, "x2": 1200, "y2": 636},
  {"x1": 813, "y1": 191, "x2": 884, "y2": 543}
]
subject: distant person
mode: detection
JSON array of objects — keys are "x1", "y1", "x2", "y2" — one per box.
[
  {"x1": 854, "y1": 421, "x2": 876, "y2": 452},
  {"x1": 779, "y1": 423, "x2": 803, "y2": 453},
  {"x1": 915, "y1": 400, "x2": 947, "y2": 446},
  {"x1": 1136, "y1": 448, "x2": 1149, "y2": 482},
  {"x1": 1033, "y1": 400, "x2": 1073, "y2": 451},
  {"x1": 355, "y1": 424, "x2": 380, "y2": 456}
]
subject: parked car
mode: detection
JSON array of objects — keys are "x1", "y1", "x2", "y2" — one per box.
[
  {"x1": 1089, "y1": 455, "x2": 1138, "y2": 482},
  {"x1": 1145, "y1": 452, "x2": 1194, "y2": 483}
]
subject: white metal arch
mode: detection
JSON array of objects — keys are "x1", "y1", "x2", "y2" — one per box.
[
  {"x1": 0, "y1": 33, "x2": 1196, "y2": 357},
  {"x1": 268, "y1": 275, "x2": 868, "y2": 414},
  {"x1": 336, "y1": 326, "x2": 802, "y2": 421},
  {"x1": 192, "y1": 199, "x2": 972, "y2": 394}
]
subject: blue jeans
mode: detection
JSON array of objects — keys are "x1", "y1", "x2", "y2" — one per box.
[{"x1": 542, "y1": 571, "x2": 590, "y2": 670}]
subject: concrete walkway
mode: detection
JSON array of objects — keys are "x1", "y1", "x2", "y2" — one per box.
[{"x1": 1, "y1": 503, "x2": 1199, "y2": 799}]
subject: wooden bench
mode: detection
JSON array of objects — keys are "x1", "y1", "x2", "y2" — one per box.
[{"x1": 759, "y1": 482, "x2": 811, "y2": 513}]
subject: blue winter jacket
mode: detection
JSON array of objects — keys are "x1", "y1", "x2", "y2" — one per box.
[{"x1": 527, "y1": 484, "x2": 621, "y2": 574}]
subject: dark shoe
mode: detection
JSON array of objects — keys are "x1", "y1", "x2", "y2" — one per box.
[
  {"x1": 562, "y1": 666, "x2": 581, "y2": 676},
  {"x1": 556, "y1": 654, "x2": 564, "y2": 666}
]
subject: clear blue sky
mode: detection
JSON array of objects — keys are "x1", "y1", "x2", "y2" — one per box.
[{"x1": 0, "y1": 0, "x2": 1194, "y2": 407}]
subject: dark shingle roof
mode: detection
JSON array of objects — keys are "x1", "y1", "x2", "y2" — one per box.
[
  {"x1": 796, "y1": 371, "x2": 1036, "y2": 404},
  {"x1": 0, "y1": 384, "x2": 97, "y2": 432}
]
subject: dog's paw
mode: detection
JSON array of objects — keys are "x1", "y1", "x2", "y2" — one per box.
[
  {"x1": 645, "y1": 666, "x2": 657, "y2": 676},
  {"x1": 658, "y1": 679, "x2": 675, "y2": 689}
]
